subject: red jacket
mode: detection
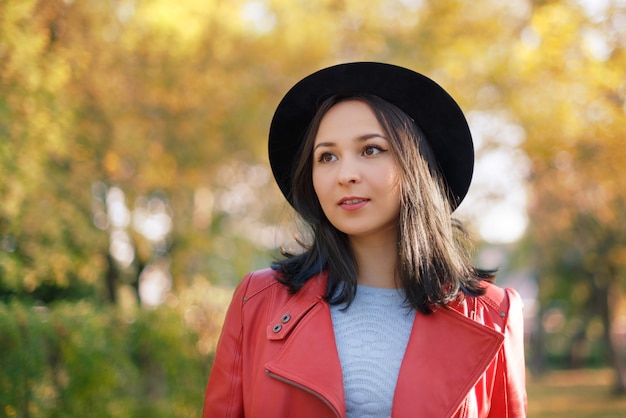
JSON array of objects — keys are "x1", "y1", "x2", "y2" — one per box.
[{"x1": 203, "y1": 268, "x2": 527, "y2": 417}]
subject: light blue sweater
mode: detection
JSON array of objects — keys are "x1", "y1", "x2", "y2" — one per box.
[{"x1": 330, "y1": 285, "x2": 416, "y2": 418}]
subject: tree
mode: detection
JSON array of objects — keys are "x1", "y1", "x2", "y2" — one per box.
[{"x1": 504, "y1": 0, "x2": 626, "y2": 390}]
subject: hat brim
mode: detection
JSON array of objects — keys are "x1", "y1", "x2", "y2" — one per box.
[{"x1": 268, "y1": 62, "x2": 474, "y2": 211}]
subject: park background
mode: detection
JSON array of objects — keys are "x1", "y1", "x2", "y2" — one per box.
[{"x1": 1, "y1": 0, "x2": 626, "y2": 416}]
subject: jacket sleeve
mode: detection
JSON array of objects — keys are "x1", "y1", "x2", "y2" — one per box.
[
  {"x1": 202, "y1": 273, "x2": 251, "y2": 418},
  {"x1": 489, "y1": 288, "x2": 527, "y2": 417}
]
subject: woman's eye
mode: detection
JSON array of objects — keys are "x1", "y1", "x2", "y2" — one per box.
[
  {"x1": 318, "y1": 152, "x2": 336, "y2": 163},
  {"x1": 363, "y1": 145, "x2": 383, "y2": 156}
]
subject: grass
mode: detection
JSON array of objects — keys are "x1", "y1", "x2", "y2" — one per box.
[{"x1": 527, "y1": 369, "x2": 626, "y2": 417}]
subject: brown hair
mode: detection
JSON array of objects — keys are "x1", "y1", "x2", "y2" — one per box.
[{"x1": 272, "y1": 94, "x2": 488, "y2": 313}]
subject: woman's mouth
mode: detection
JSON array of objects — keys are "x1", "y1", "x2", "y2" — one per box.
[
  {"x1": 338, "y1": 197, "x2": 369, "y2": 211},
  {"x1": 341, "y1": 198, "x2": 366, "y2": 205}
]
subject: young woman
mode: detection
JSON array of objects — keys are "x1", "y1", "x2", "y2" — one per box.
[{"x1": 203, "y1": 62, "x2": 527, "y2": 418}]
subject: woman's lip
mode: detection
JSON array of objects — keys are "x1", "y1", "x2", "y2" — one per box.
[
  {"x1": 338, "y1": 197, "x2": 370, "y2": 211},
  {"x1": 338, "y1": 197, "x2": 368, "y2": 205}
]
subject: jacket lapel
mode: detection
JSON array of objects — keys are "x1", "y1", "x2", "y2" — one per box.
[
  {"x1": 264, "y1": 274, "x2": 346, "y2": 417},
  {"x1": 393, "y1": 306, "x2": 504, "y2": 417}
]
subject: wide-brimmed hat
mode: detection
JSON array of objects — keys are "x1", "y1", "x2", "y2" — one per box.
[{"x1": 268, "y1": 62, "x2": 474, "y2": 211}]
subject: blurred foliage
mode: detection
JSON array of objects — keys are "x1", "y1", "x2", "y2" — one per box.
[
  {"x1": 1, "y1": 0, "x2": 626, "y2": 413},
  {"x1": 502, "y1": 0, "x2": 626, "y2": 386},
  {"x1": 0, "y1": 279, "x2": 231, "y2": 417},
  {"x1": 0, "y1": 0, "x2": 539, "y2": 300}
]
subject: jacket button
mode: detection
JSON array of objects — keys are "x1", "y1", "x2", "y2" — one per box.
[
  {"x1": 281, "y1": 314, "x2": 291, "y2": 323},
  {"x1": 500, "y1": 312, "x2": 506, "y2": 318},
  {"x1": 272, "y1": 324, "x2": 282, "y2": 333}
]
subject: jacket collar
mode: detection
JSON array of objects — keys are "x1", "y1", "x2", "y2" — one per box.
[{"x1": 265, "y1": 273, "x2": 504, "y2": 418}]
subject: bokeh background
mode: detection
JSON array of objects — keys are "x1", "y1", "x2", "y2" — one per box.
[{"x1": 1, "y1": 0, "x2": 626, "y2": 416}]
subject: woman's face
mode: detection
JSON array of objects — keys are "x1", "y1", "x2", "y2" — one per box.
[{"x1": 312, "y1": 100, "x2": 401, "y2": 242}]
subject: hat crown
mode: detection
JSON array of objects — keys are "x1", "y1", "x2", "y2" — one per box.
[{"x1": 268, "y1": 62, "x2": 474, "y2": 211}]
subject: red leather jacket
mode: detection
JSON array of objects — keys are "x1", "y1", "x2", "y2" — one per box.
[{"x1": 203, "y1": 268, "x2": 527, "y2": 417}]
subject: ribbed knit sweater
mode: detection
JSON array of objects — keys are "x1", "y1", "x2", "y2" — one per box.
[{"x1": 330, "y1": 285, "x2": 416, "y2": 418}]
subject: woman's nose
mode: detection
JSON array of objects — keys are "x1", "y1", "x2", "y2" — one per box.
[{"x1": 337, "y1": 159, "x2": 361, "y2": 185}]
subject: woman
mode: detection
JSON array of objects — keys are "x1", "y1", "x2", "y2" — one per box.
[{"x1": 203, "y1": 62, "x2": 527, "y2": 417}]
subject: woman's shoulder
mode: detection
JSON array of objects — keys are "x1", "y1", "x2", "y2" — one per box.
[
  {"x1": 236, "y1": 267, "x2": 282, "y2": 299},
  {"x1": 475, "y1": 281, "x2": 524, "y2": 330},
  {"x1": 237, "y1": 267, "x2": 327, "y2": 303},
  {"x1": 479, "y1": 281, "x2": 523, "y2": 310}
]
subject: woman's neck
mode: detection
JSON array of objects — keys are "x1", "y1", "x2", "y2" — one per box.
[{"x1": 349, "y1": 234, "x2": 399, "y2": 288}]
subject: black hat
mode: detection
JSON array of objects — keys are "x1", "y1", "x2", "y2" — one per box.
[{"x1": 268, "y1": 62, "x2": 474, "y2": 211}]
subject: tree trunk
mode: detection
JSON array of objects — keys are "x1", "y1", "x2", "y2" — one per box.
[
  {"x1": 601, "y1": 278, "x2": 626, "y2": 393},
  {"x1": 105, "y1": 253, "x2": 118, "y2": 303},
  {"x1": 530, "y1": 304, "x2": 547, "y2": 375}
]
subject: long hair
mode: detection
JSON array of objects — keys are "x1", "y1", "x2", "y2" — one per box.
[{"x1": 272, "y1": 94, "x2": 489, "y2": 313}]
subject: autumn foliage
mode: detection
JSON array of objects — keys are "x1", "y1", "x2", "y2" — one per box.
[{"x1": 1, "y1": 0, "x2": 626, "y2": 415}]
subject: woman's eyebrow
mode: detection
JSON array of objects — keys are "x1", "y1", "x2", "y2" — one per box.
[
  {"x1": 313, "y1": 141, "x2": 335, "y2": 152},
  {"x1": 357, "y1": 133, "x2": 387, "y2": 141},
  {"x1": 313, "y1": 134, "x2": 387, "y2": 152}
]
